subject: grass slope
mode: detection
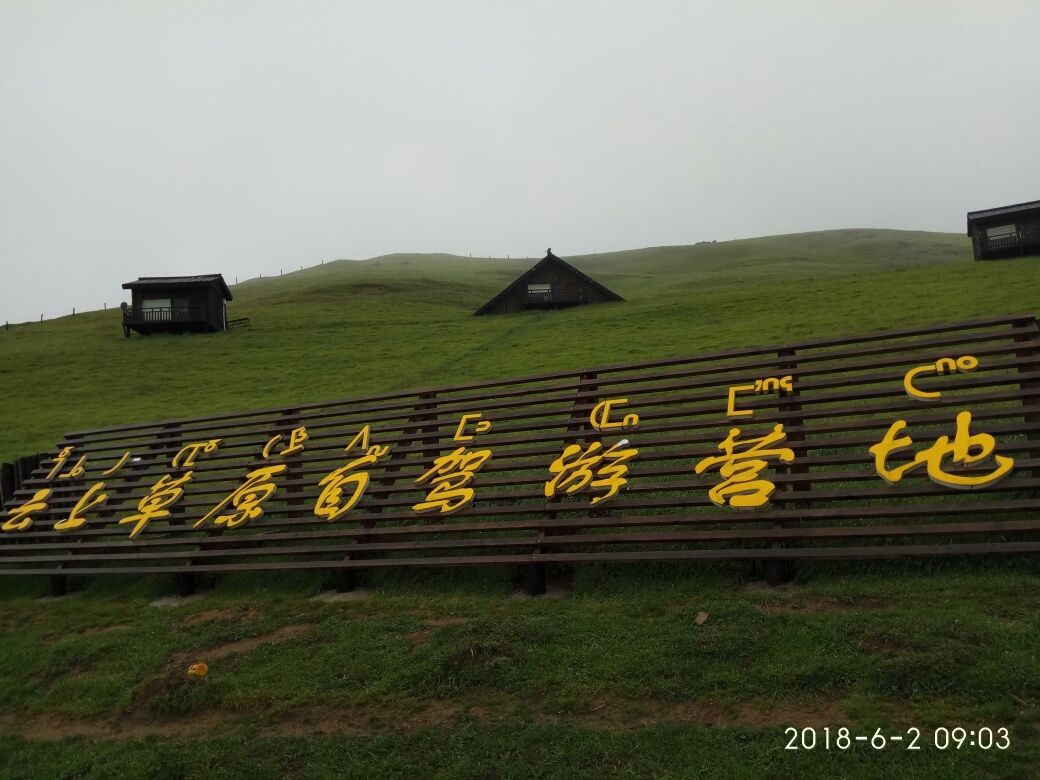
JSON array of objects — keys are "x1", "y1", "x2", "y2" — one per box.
[{"x1": 2, "y1": 229, "x2": 1040, "y2": 779}]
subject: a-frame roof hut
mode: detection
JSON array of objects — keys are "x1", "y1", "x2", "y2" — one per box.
[{"x1": 474, "y1": 250, "x2": 624, "y2": 316}]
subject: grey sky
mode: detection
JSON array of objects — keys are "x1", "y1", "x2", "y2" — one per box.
[{"x1": 1, "y1": 1, "x2": 1037, "y2": 324}]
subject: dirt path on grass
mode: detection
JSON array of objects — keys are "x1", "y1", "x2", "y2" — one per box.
[{"x1": 1, "y1": 695, "x2": 908, "y2": 741}]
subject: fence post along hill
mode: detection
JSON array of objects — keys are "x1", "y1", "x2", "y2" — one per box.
[{"x1": 3, "y1": 314, "x2": 1040, "y2": 595}]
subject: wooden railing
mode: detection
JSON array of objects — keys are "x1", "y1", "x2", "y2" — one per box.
[
  {"x1": 984, "y1": 230, "x2": 1040, "y2": 253},
  {"x1": 123, "y1": 305, "x2": 206, "y2": 323},
  {"x1": 5, "y1": 313, "x2": 1040, "y2": 596}
]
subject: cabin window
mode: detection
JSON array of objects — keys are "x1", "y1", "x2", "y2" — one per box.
[
  {"x1": 141, "y1": 298, "x2": 171, "y2": 311},
  {"x1": 986, "y1": 224, "x2": 1017, "y2": 239},
  {"x1": 527, "y1": 284, "x2": 551, "y2": 293}
]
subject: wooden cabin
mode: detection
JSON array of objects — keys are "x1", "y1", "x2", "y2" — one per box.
[
  {"x1": 967, "y1": 200, "x2": 1040, "y2": 261},
  {"x1": 474, "y1": 250, "x2": 624, "y2": 316},
  {"x1": 121, "y1": 275, "x2": 232, "y2": 336}
]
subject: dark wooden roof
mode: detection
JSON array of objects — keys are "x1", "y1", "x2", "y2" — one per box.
[
  {"x1": 966, "y1": 200, "x2": 1040, "y2": 235},
  {"x1": 473, "y1": 251, "x2": 623, "y2": 316},
  {"x1": 122, "y1": 274, "x2": 233, "y2": 301}
]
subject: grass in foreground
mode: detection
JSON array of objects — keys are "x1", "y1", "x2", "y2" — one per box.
[{"x1": 1, "y1": 563, "x2": 1039, "y2": 778}]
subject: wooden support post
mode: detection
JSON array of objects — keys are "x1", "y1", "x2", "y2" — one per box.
[
  {"x1": 528, "y1": 372, "x2": 598, "y2": 596},
  {"x1": 524, "y1": 562, "x2": 546, "y2": 596},
  {"x1": 13, "y1": 456, "x2": 25, "y2": 493},
  {"x1": 767, "y1": 348, "x2": 807, "y2": 586},
  {"x1": 337, "y1": 392, "x2": 439, "y2": 589},
  {"x1": 49, "y1": 575, "x2": 67, "y2": 598},
  {"x1": 0, "y1": 462, "x2": 14, "y2": 508},
  {"x1": 1013, "y1": 317, "x2": 1040, "y2": 479},
  {"x1": 282, "y1": 410, "x2": 305, "y2": 519},
  {"x1": 335, "y1": 568, "x2": 356, "y2": 594},
  {"x1": 177, "y1": 573, "x2": 195, "y2": 598}
]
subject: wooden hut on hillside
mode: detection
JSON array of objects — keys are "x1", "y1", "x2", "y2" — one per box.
[
  {"x1": 967, "y1": 200, "x2": 1040, "y2": 261},
  {"x1": 121, "y1": 275, "x2": 232, "y2": 336},
  {"x1": 474, "y1": 250, "x2": 623, "y2": 316}
]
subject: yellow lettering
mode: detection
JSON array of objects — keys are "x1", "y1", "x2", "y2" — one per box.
[
  {"x1": 280, "y1": 427, "x2": 308, "y2": 456},
  {"x1": 195, "y1": 464, "x2": 286, "y2": 529},
  {"x1": 1, "y1": 489, "x2": 51, "y2": 532},
  {"x1": 54, "y1": 482, "x2": 108, "y2": 532},
  {"x1": 119, "y1": 472, "x2": 194, "y2": 540},
  {"x1": 591, "y1": 399, "x2": 639, "y2": 431},
  {"x1": 413, "y1": 447, "x2": 492, "y2": 515},
  {"x1": 453, "y1": 413, "x2": 492, "y2": 442},
  {"x1": 904, "y1": 356, "x2": 979, "y2": 401},
  {"x1": 45, "y1": 447, "x2": 75, "y2": 481},
  {"x1": 869, "y1": 411, "x2": 1014, "y2": 490},
  {"x1": 696, "y1": 424, "x2": 795, "y2": 509},
  {"x1": 101, "y1": 452, "x2": 132, "y2": 476},
  {"x1": 726, "y1": 385, "x2": 756, "y2": 418},
  {"x1": 263, "y1": 428, "x2": 307, "y2": 458},
  {"x1": 903, "y1": 365, "x2": 939, "y2": 400},
  {"x1": 172, "y1": 439, "x2": 222, "y2": 468}
]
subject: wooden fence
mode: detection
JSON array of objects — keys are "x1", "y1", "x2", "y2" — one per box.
[{"x1": 2, "y1": 313, "x2": 1039, "y2": 596}]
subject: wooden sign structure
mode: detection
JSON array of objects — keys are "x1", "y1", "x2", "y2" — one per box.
[{"x1": 2, "y1": 313, "x2": 1039, "y2": 597}]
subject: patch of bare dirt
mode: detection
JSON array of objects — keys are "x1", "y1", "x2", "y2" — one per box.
[
  {"x1": 123, "y1": 624, "x2": 317, "y2": 716},
  {"x1": 399, "y1": 617, "x2": 470, "y2": 645},
  {"x1": 183, "y1": 607, "x2": 260, "y2": 626},
  {"x1": 856, "y1": 637, "x2": 913, "y2": 654},
  {"x1": 0, "y1": 695, "x2": 938, "y2": 741},
  {"x1": 760, "y1": 597, "x2": 893, "y2": 613},
  {"x1": 47, "y1": 625, "x2": 131, "y2": 644},
  {"x1": 171, "y1": 623, "x2": 314, "y2": 663},
  {"x1": 743, "y1": 581, "x2": 798, "y2": 593}
]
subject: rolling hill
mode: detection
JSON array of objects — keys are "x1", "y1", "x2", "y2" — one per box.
[{"x1": 0, "y1": 228, "x2": 1034, "y2": 464}]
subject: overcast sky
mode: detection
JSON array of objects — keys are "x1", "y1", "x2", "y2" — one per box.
[{"x1": 1, "y1": 1, "x2": 1037, "y2": 323}]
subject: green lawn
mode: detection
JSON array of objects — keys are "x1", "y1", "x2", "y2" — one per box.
[{"x1": 2, "y1": 229, "x2": 1039, "y2": 779}]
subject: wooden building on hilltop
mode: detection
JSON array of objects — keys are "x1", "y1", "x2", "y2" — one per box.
[
  {"x1": 967, "y1": 200, "x2": 1040, "y2": 261},
  {"x1": 121, "y1": 275, "x2": 232, "y2": 336},
  {"x1": 474, "y1": 250, "x2": 623, "y2": 316}
]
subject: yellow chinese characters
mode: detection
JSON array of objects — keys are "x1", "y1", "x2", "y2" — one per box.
[
  {"x1": 545, "y1": 439, "x2": 638, "y2": 506},
  {"x1": 413, "y1": 448, "x2": 491, "y2": 516},
  {"x1": 195, "y1": 464, "x2": 287, "y2": 529},
  {"x1": 869, "y1": 411, "x2": 1014, "y2": 489},
  {"x1": 695, "y1": 424, "x2": 795, "y2": 509},
  {"x1": 120, "y1": 472, "x2": 194, "y2": 539},
  {"x1": 1, "y1": 489, "x2": 52, "y2": 532},
  {"x1": 412, "y1": 414, "x2": 493, "y2": 516},
  {"x1": 54, "y1": 482, "x2": 109, "y2": 532},
  {"x1": 314, "y1": 426, "x2": 391, "y2": 522}
]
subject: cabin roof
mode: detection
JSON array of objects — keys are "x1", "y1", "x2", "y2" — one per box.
[
  {"x1": 122, "y1": 274, "x2": 233, "y2": 301},
  {"x1": 473, "y1": 251, "x2": 623, "y2": 315},
  {"x1": 966, "y1": 200, "x2": 1040, "y2": 235}
]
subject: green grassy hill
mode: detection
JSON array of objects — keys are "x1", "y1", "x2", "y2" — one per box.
[
  {"x1": 3, "y1": 229, "x2": 1040, "y2": 779},
  {"x1": 1, "y1": 227, "x2": 1033, "y2": 464}
]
